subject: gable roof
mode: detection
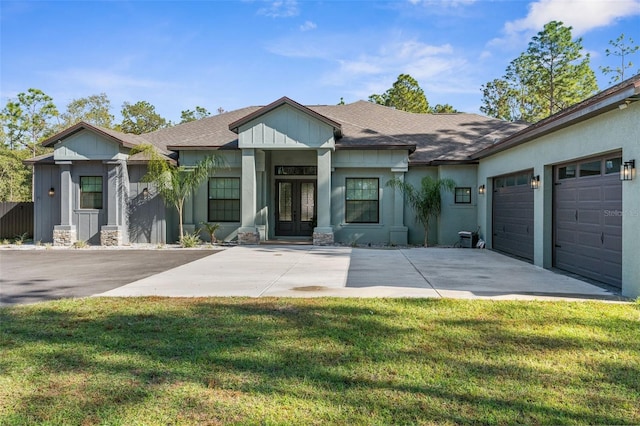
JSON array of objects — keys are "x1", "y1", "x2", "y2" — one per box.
[
  {"x1": 37, "y1": 121, "x2": 175, "y2": 165},
  {"x1": 472, "y1": 74, "x2": 640, "y2": 160},
  {"x1": 228, "y1": 96, "x2": 343, "y2": 137},
  {"x1": 40, "y1": 121, "x2": 148, "y2": 149}
]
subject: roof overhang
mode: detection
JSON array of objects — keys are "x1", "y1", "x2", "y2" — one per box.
[
  {"x1": 335, "y1": 143, "x2": 416, "y2": 153},
  {"x1": 472, "y1": 76, "x2": 640, "y2": 160},
  {"x1": 410, "y1": 159, "x2": 479, "y2": 166}
]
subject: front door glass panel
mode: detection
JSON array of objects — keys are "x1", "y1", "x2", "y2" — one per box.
[{"x1": 278, "y1": 182, "x2": 292, "y2": 222}]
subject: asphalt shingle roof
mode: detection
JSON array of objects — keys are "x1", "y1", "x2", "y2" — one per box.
[
  {"x1": 38, "y1": 100, "x2": 528, "y2": 165},
  {"x1": 145, "y1": 100, "x2": 527, "y2": 165}
]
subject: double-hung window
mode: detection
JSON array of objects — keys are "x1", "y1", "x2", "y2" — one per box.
[
  {"x1": 80, "y1": 176, "x2": 103, "y2": 209},
  {"x1": 345, "y1": 178, "x2": 379, "y2": 223},
  {"x1": 208, "y1": 178, "x2": 240, "y2": 222}
]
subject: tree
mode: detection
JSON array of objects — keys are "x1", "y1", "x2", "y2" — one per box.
[
  {"x1": 480, "y1": 78, "x2": 519, "y2": 121},
  {"x1": 600, "y1": 34, "x2": 639, "y2": 85},
  {"x1": 1, "y1": 88, "x2": 59, "y2": 155},
  {"x1": 59, "y1": 93, "x2": 114, "y2": 129},
  {"x1": 481, "y1": 21, "x2": 598, "y2": 123},
  {"x1": 0, "y1": 145, "x2": 32, "y2": 201},
  {"x1": 180, "y1": 106, "x2": 211, "y2": 124},
  {"x1": 386, "y1": 176, "x2": 456, "y2": 247},
  {"x1": 431, "y1": 104, "x2": 458, "y2": 113},
  {"x1": 117, "y1": 101, "x2": 169, "y2": 134},
  {"x1": 1, "y1": 88, "x2": 58, "y2": 201},
  {"x1": 369, "y1": 74, "x2": 430, "y2": 113},
  {"x1": 130, "y1": 143, "x2": 225, "y2": 242}
]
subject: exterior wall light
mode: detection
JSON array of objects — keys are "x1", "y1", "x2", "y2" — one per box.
[
  {"x1": 620, "y1": 160, "x2": 635, "y2": 181},
  {"x1": 530, "y1": 175, "x2": 540, "y2": 189},
  {"x1": 48, "y1": 187, "x2": 55, "y2": 197},
  {"x1": 478, "y1": 184, "x2": 485, "y2": 195},
  {"x1": 142, "y1": 187, "x2": 149, "y2": 197}
]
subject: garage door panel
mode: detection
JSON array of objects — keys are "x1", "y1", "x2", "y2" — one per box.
[
  {"x1": 603, "y1": 234, "x2": 622, "y2": 251},
  {"x1": 577, "y1": 231, "x2": 603, "y2": 248},
  {"x1": 556, "y1": 229, "x2": 576, "y2": 243},
  {"x1": 554, "y1": 156, "x2": 622, "y2": 288},
  {"x1": 603, "y1": 215, "x2": 622, "y2": 228},
  {"x1": 578, "y1": 210, "x2": 601, "y2": 225}
]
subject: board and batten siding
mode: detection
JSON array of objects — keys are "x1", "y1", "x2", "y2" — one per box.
[
  {"x1": 238, "y1": 105, "x2": 335, "y2": 149},
  {"x1": 127, "y1": 165, "x2": 167, "y2": 244},
  {"x1": 33, "y1": 164, "x2": 61, "y2": 243},
  {"x1": 53, "y1": 129, "x2": 127, "y2": 161}
]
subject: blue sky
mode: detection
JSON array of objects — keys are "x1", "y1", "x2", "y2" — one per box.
[{"x1": 2, "y1": 0, "x2": 639, "y2": 123}]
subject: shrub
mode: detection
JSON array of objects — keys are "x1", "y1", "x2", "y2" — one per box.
[
  {"x1": 72, "y1": 240, "x2": 88, "y2": 249},
  {"x1": 180, "y1": 231, "x2": 202, "y2": 248},
  {"x1": 201, "y1": 222, "x2": 221, "y2": 244},
  {"x1": 13, "y1": 232, "x2": 30, "y2": 245}
]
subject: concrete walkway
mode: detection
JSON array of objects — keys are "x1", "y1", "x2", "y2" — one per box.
[{"x1": 98, "y1": 246, "x2": 623, "y2": 301}]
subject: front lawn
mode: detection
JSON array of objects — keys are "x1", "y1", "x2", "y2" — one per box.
[{"x1": 1, "y1": 298, "x2": 638, "y2": 425}]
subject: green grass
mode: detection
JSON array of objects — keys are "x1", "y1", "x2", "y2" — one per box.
[{"x1": 1, "y1": 298, "x2": 639, "y2": 425}]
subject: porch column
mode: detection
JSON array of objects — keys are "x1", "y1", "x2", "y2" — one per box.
[
  {"x1": 238, "y1": 148, "x2": 259, "y2": 244},
  {"x1": 100, "y1": 160, "x2": 124, "y2": 246},
  {"x1": 390, "y1": 170, "x2": 408, "y2": 245},
  {"x1": 313, "y1": 148, "x2": 334, "y2": 245},
  {"x1": 53, "y1": 161, "x2": 76, "y2": 246}
]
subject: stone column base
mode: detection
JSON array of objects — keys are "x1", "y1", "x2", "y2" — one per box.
[
  {"x1": 101, "y1": 226, "x2": 123, "y2": 246},
  {"x1": 313, "y1": 228, "x2": 334, "y2": 246},
  {"x1": 238, "y1": 227, "x2": 260, "y2": 245},
  {"x1": 53, "y1": 225, "x2": 77, "y2": 246}
]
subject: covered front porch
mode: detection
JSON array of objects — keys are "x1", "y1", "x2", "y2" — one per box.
[{"x1": 237, "y1": 147, "x2": 334, "y2": 245}]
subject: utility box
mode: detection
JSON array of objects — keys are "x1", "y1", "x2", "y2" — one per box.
[{"x1": 458, "y1": 231, "x2": 478, "y2": 248}]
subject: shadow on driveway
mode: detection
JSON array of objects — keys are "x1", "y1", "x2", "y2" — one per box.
[{"x1": 0, "y1": 250, "x2": 217, "y2": 306}]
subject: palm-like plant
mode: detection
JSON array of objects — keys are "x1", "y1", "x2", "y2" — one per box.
[
  {"x1": 386, "y1": 176, "x2": 456, "y2": 247},
  {"x1": 201, "y1": 222, "x2": 221, "y2": 244},
  {"x1": 131, "y1": 144, "x2": 225, "y2": 242}
]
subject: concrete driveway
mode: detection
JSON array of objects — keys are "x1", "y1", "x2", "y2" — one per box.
[
  {"x1": 97, "y1": 246, "x2": 623, "y2": 301},
  {"x1": 0, "y1": 249, "x2": 214, "y2": 306}
]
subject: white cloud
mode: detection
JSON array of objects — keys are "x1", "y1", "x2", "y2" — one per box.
[
  {"x1": 258, "y1": 0, "x2": 299, "y2": 18},
  {"x1": 299, "y1": 20, "x2": 317, "y2": 31},
  {"x1": 266, "y1": 32, "x2": 478, "y2": 102},
  {"x1": 320, "y1": 39, "x2": 474, "y2": 98},
  {"x1": 505, "y1": 0, "x2": 640, "y2": 36}
]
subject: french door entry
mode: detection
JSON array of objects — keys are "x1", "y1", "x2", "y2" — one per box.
[{"x1": 275, "y1": 180, "x2": 316, "y2": 237}]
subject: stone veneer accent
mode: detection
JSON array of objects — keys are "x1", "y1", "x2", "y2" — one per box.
[
  {"x1": 238, "y1": 231, "x2": 260, "y2": 245},
  {"x1": 53, "y1": 228, "x2": 76, "y2": 246},
  {"x1": 100, "y1": 228, "x2": 123, "y2": 246},
  {"x1": 313, "y1": 232, "x2": 334, "y2": 246}
]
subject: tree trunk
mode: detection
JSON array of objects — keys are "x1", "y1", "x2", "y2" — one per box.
[
  {"x1": 423, "y1": 226, "x2": 429, "y2": 247},
  {"x1": 177, "y1": 200, "x2": 184, "y2": 241}
]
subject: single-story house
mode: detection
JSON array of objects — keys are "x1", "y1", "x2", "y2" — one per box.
[{"x1": 28, "y1": 75, "x2": 639, "y2": 298}]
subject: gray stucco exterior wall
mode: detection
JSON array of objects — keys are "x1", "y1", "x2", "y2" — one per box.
[{"x1": 477, "y1": 101, "x2": 640, "y2": 298}]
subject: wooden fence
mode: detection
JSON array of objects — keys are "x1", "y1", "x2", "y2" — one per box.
[{"x1": 0, "y1": 202, "x2": 34, "y2": 239}]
